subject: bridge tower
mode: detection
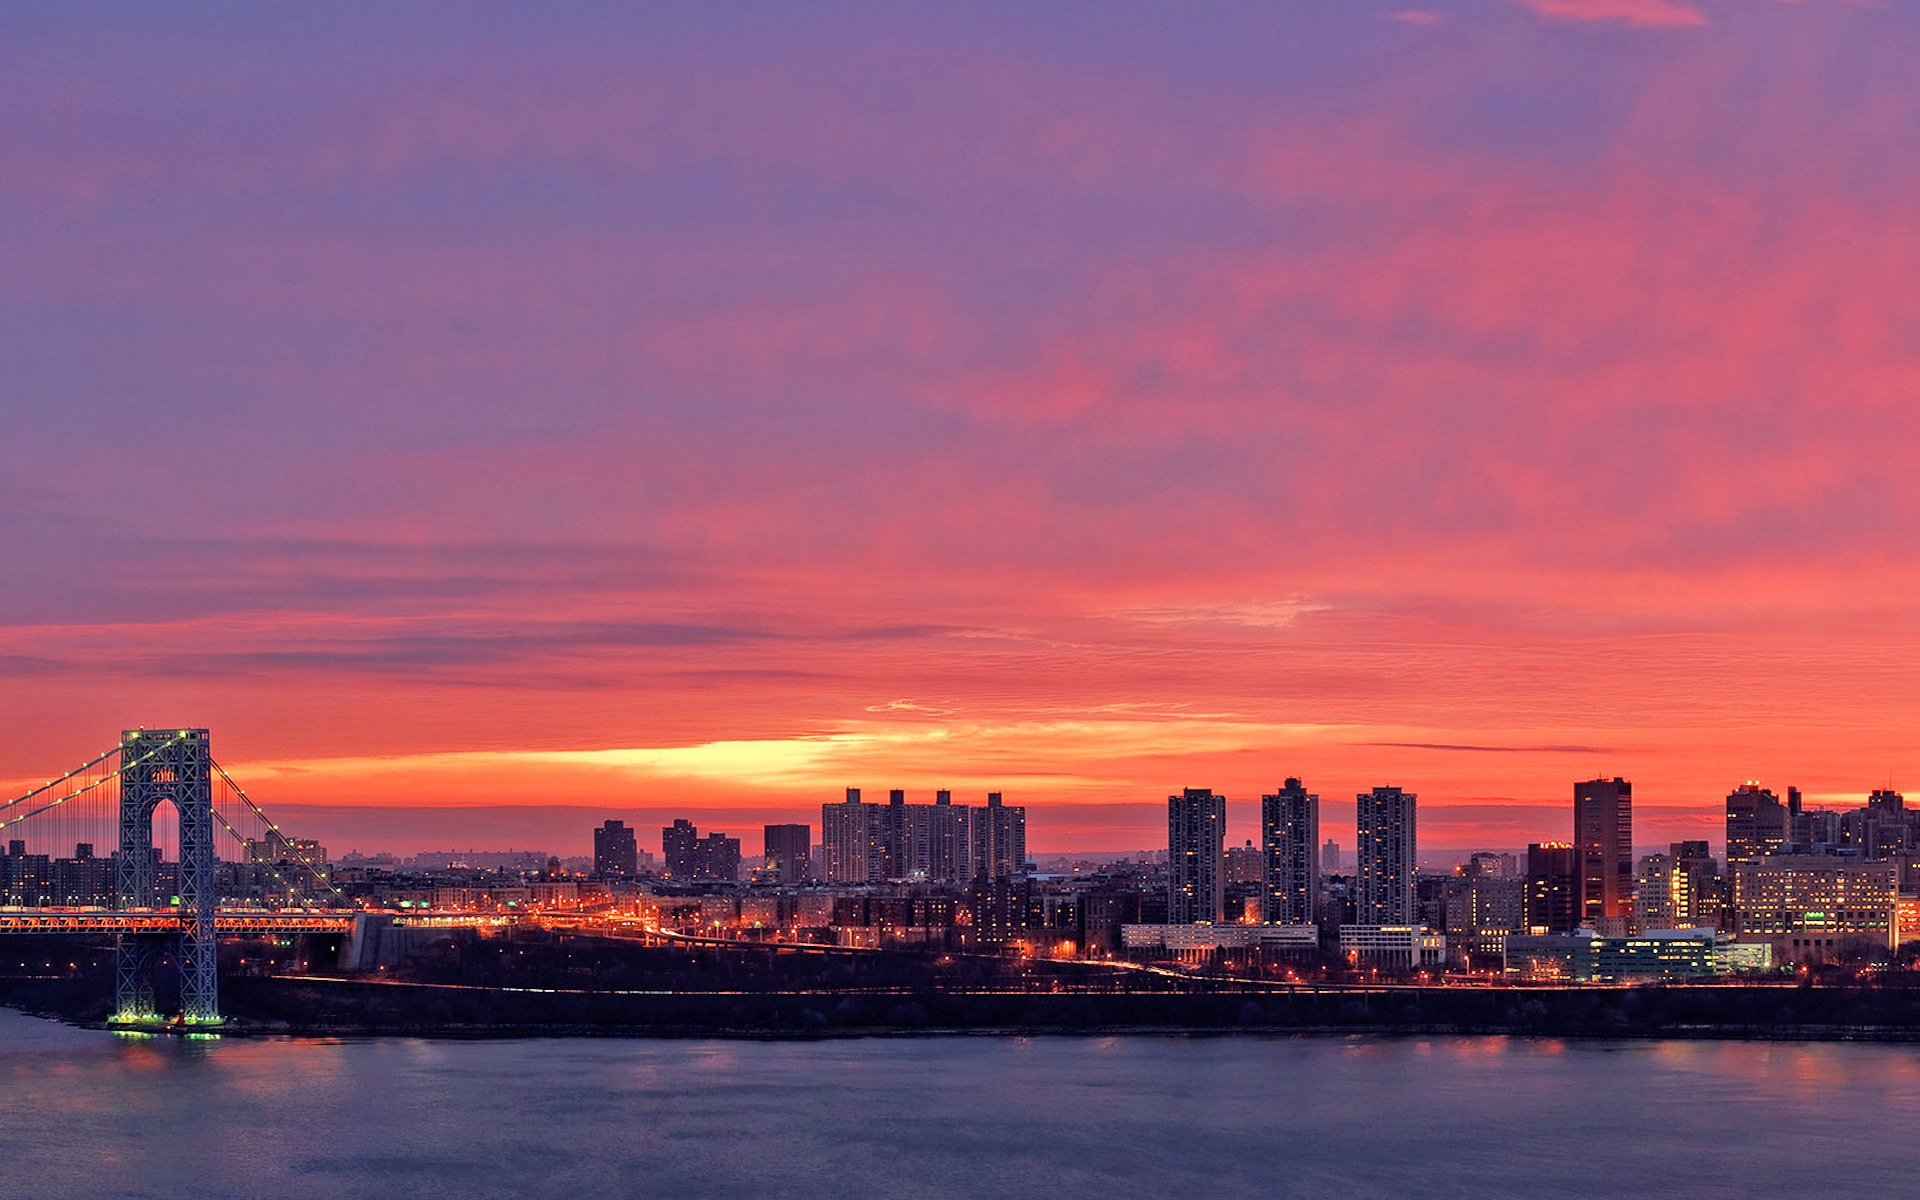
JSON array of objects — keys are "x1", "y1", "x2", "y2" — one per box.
[{"x1": 114, "y1": 728, "x2": 219, "y2": 1025}]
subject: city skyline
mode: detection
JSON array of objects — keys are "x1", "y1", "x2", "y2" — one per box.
[
  {"x1": 12, "y1": 2, "x2": 1920, "y2": 854},
  {"x1": 8, "y1": 4, "x2": 1920, "y2": 1195}
]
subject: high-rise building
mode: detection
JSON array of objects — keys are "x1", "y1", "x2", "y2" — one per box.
[
  {"x1": 1168, "y1": 788, "x2": 1226, "y2": 924},
  {"x1": 1261, "y1": 778, "x2": 1319, "y2": 925},
  {"x1": 1322, "y1": 839, "x2": 1341, "y2": 873},
  {"x1": 1671, "y1": 840, "x2": 1725, "y2": 929},
  {"x1": 1842, "y1": 789, "x2": 1914, "y2": 859},
  {"x1": 699, "y1": 831, "x2": 742, "y2": 882},
  {"x1": 821, "y1": 788, "x2": 1019, "y2": 884},
  {"x1": 1356, "y1": 786, "x2": 1416, "y2": 925},
  {"x1": 1575, "y1": 778, "x2": 1633, "y2": 929},
  {"x1": 821, "y1": 789, "x2": 870, "y2": 883},
  {"x1": 1225, "y1": 840, "x2": 1263, "y2": 886},
  {"x1": 592, "y1": 820, "x2": 638, "y2": 879},
  {"x1": 661, "y1": 819, "x2": 741, "y2": 881},
  {"x1": 1524, "y1": 842, "x2": 1578, "y2": 933},
  {"x1": 976, "y1": 792, "x2": 1027, "y2": 878},
  {"x1": 1445, "y1": 861, "x2": 1525, "y2": 961},
  {"x1": 663, "y1": 818, "x2": 700, "y2": 879},
  {"x1": 908, "y1": 790, "x2": 976, "y2": 882},
  {"x1": 763, "y1": 823, "x2": 811, "y2": 885},
  {"x1": 1635, "y1": 853, "x2": 1680, "y2": 930},
  {"x1": 1725, "y1": 783, "x2": 1788, "y2": 862},
  {"x1": 1792, "y1": 806, "x2": 1842, "y2": 853}
]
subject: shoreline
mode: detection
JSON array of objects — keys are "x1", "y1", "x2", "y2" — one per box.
[{"x1": 15, "y1": 973, "x2": 1920, "y2": 1044}]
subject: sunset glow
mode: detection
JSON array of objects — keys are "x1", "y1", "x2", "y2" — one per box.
[{"x1": 6, "y1": 0, "x2": 1920, "y2": 855}]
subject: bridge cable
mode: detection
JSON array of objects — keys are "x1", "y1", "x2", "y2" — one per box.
[
  {"x1": 0, "y1": 734, "x2": 189, "y2": 833},
  {"x1": 206, "y1": 802, "x2": 346, "y2": 907},
  {"x1": 208, "y1": 758, "x2": 347, "y2": 901},
  {"x1": 0, "y1": 741, "x2": 131, "y2": 816}
]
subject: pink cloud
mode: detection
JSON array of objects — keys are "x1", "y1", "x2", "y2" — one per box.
[{"x1": 1518, "y1": 0, "x2": 1711, "y2": 26}]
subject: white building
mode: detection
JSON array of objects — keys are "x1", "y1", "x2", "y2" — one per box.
[
  {"x1": 1339, "y1": 924, "x2": 1445, "y2": 968},
  {"x1": 1121, "y1": 923, "x2": 1320, "y2": 953}
]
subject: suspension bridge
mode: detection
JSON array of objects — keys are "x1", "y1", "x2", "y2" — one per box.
[{"x1": 0, "y1": 728, "x2": 354, "y2": 1027}]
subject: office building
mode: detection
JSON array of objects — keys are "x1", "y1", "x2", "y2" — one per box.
[
  {"x1": 1575, "y1": 778, "x2": 1633, "y2": 931},
  {"x1": 1503, "y1": 929, "x2": 1769, "y2": 983},
  {"x1": 1322, "y1": 839, "x2": 1341, "y2": 873},
  {"x1": 1445, "y1": 861, "x2": 1525, "y2": 961},
  {"x1": 1635, "y1": 853, "x2": 1681, "y2": 931},
  {"x1": 1524, "y1": 842, "x2": 1579, "y2": 933},
  {"x1": 763, "y1": 823, "x2": 811, "y2": 885},
  {"x1": 1168, "y1": 788, "x2": 1227, "y2": 924},
  {"x1": 1261, "y1": 778, "x2": 1319, "y2": 925},
  {"x1": 1731, "y1": 855, "x2": 1896, "y2": 961},
  {"x1": 1338, "y1": 925, "x2": 1446, "y2": 970},
  {"x1": 1642, "y1": 840, "x2": 1724, "y2": 930},
  {"x1": 1725, "y1": 783, "x2": 1788, "y2": 863},
  {"x1": 1842, "y1": 789, "x2": 1913, "y2": 859},
  {"x1": 1121, "y1": 923, "x2": 1319, "y2": 955},
  {"x1": 1356, "y1": 786, "x2": 1416, "y2": 925},
  {"x1": 1792, "y1": 806, "x2": 1842, "y2": 853},
  {"x1": 592, "y1": 820, "x2": 638, "y2": 879}
]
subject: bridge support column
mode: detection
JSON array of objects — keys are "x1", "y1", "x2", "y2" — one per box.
[{"x1": 114, "y1": 728, "x2": 221, "y2": 1026}]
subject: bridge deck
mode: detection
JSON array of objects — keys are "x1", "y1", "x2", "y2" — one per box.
[{"x1": 0, "y1": 910, "x2": 356, "y2": 934}]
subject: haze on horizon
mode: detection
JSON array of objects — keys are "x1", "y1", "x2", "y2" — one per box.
[{"x1": 4, "y1": 0, "x2": 1918, "y2": 856}]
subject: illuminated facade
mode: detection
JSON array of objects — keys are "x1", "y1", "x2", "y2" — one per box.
[
  {"x1": 1730, "y1": 855, "x2": 1896, "y2": 960},
  {"x1": 1503, "y1": 929, "x2": 1770, "y2": 982},
  {"x1": 1339, "y1": 924, "x2": 1446, "y2": 969},
  {"x1": 1120, "y1": 923, "x2": 1318, "y2": 953},
  {"x1": 1356, "y1": 786, "x2": 1416, "y2": 925},
  {"x1": 1444, "y1": 867, "x2": 1524, "y2": 960},
  {"x1": 1635, "y1": 842, "x2": 1724, "y2": 931}
]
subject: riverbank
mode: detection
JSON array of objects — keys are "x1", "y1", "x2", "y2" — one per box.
[{"x1": 42, "y1": 974, "x2": 1920, "y2": 1041}]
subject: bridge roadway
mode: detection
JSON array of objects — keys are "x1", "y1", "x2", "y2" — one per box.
[{"x1": 0, "y1": 909, "x2": 357, "y2": 934}]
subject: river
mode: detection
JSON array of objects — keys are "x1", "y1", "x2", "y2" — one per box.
[{"x1": 1, "y1": 1007, "x2": 1914, "y2": 1198}]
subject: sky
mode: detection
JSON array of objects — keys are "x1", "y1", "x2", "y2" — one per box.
[{"x1": 4, "y1": 0, "x2": 1920, "y2": 861}]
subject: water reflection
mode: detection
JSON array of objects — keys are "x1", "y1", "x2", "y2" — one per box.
[{"x1": 4, "y1": 1008, "x2": 1920, "y2": 1199}]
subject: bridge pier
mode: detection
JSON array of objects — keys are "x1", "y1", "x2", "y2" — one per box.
[{"x1": 113, "y1": 933, "x2": 166, "y2": 1023}]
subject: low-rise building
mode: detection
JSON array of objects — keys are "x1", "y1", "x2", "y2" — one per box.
[
  {"x1": 1731, "y1": 855, "x2": 1896, "y2": 962},
  {"x1": 1504, "y1": 928, "x2": 1774, "y2": 982},
  {"x1": 1338, "y1": 925, "x2": 1446, "y2": 969},
  {"x1": 1120, "y1": 923, "x2": 1319, "y2": 953}
]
